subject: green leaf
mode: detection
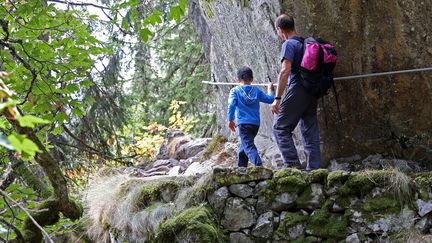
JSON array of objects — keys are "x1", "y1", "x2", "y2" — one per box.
[
  {"x1": 80, "y1": 80, "x2": 94, "y2": 87},
  {"x1": 169, "y1": 7, "x2": 182, "y2": 23},
  {"x1": 52, "y1": 126, "x2": 62, "y2": 135},
  {"x1": 7, "y1": 134, "x2": 41, "y2": 156},
  {"x1": 140, "y1": 28, "x2": 152, "y2": 42},
  {"x1": 16, "y1": 115, "x2": 50, "y2": 128},
  {"x1": 71, "y1": 108, "x2": 84, "y2": 117},
  {"x1": 66, "y1": 84, "x2": 80, "y2": 93},
  {"x1": 146, "y1": 11, "x2": 162, "y2": 26},
  {"x1": 55, "y1": 112, "x2": 70, "y2": 124},
  {"x1": 179, "y1": 0, "x2": 188, "y2": 10}
]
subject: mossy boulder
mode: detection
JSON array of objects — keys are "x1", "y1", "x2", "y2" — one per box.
[
  {"x1": 327, "y1": 170, "x2": 350, "y2": 187},
  {"x1": 307, "y1": 169, "x2": 329, "y2": 183},
  {"x1": 212, "y1": 167, "x2": 273, "y2": 186},
  {"x1": 154, "y1": 206, "x2": 227, "y2": 243},
  {"x1": 276, "y1": 212, "x2": 308, "y2": 240},
  {"x1": 296, "y1": 184, "x2": 325, "y2": 210},
  {"x1": 307, "y1": 208, "x2": 348, "y2": 240},
  {"x1": 132, "y1": 180, "x2": 179, "y2": 210},
  {"x1": 272, "y1": 168, "x2": 307, "y2": 194},
  {"x1": 414, "y1": 172, "x2": 432, "y2": 200}
]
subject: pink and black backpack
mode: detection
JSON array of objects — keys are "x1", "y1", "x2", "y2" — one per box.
[
  {"x1": 293, "y1": 36, "x2": 342, "y2": 125},
  {"x1": 292, "y1": 36, "x2": 338, "y2": 98}
]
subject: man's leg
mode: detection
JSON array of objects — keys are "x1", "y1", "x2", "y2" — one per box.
[
  {"x1": 300, "y1": 97, "x2": 321, "y2": 170},
  {"x1": 273, "y1": 86, "x2": 312, "y2": 165},
  {"x1": 239, "y1": 124, "x2": 262, "y2": 166}
]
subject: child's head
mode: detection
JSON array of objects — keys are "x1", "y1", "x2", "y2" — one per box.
[{"x1": 237, "y1": 66, "x2": 253, "y2": 84}]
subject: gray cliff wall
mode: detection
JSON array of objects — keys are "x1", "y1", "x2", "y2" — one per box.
[{"x1": 189, "y1": 0, "x2": 432, "y2": 165}]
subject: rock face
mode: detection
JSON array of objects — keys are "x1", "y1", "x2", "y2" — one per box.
[{"x1": 189, "y1": 0, "x2": 432, "y2": 165}]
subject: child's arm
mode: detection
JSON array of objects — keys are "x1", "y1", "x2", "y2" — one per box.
[
  {"x1": 259, "y1": 82, "x2": 275, "y2": 104},
  {"x1": 227, "y1": 89, "x2": 237, "y2": 132}
]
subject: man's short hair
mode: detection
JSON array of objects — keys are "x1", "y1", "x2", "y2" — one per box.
[
  {"x1": 237, "y1": 66, "x2": 253, "y2": 82},
  {"x1": 275, "y1": 14, "x2": 295, "y2": 32}
]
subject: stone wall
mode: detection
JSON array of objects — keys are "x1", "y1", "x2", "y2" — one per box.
[
  {"x1": 86, "y1": 167, "x2": 432, "y2": 242},
  {"x1": 189, "y1": 0, "x2": 432, "y2": 165}
]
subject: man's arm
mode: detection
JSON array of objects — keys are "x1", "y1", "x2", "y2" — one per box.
[{"x1": 271, "y1": 59, "x2": 292, "y2": 114}]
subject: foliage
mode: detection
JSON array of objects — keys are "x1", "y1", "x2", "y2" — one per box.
[{"x1": 0, "y1": 0, "x2": 206, "y2": 241}]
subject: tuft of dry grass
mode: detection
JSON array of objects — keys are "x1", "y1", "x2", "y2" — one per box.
[
  {"x1": 84, "y1": 173, "x2": 207, "y2": 242},
  {"x1": 363, "y1": 168, "x2": 413, "y2": 204}
]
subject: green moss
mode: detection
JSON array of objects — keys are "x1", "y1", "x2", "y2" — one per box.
[
  {"x1": 23, "y1": 198, "x2": 60, "y2": 242},
  {"x1": 273, "y1": 168, "x2": 307, "y2": 194},
  {"x1": 308, "y1": 169, "x2": 328, "y2": 183},
  {"x1": 337, "y1": 172, "x2": 377, "y2": 196},
  {"x1": 330, "y1": 196, "x2": 351, "y2": 209},
  {"x1": 297, "y1": 186, "x2": 314, "y2": 209},
  {"x1": 362, "y1": 196, "x2": 400, "y2": 213},
  {"x1": 276, "y1": 212, "x2": 307, "y2": 236},
  {"x1": 326, "y1": 170, "x2": 349, "y2": 187},
  {"x1": 154, "y1": 206, "x2": 227, "y2": 243},
  {"x1": 307, "y1": 208, "x2": 347, "y2": 240},
  {"x1": 414, "y1": 173, "x2": 432, "y2": 200},
  {"x1": 203, "y1": 135, "x2": 227, "y2": 159},
  {"x1": 414, "y1": 172, "x2": 432, "y2": 187},
  {"x1": 213, "y1": 167, "x2": 273, "y2": 186},
  {"x1": 133, "y1": 180, "x2": 179, "y2": 209},
  {"x1": 292, "y1": 236, "x2": 320, "y2": 243}
]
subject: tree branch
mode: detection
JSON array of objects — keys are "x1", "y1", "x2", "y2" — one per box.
[
  {"x1": 0, "y1": 190, "x2": 54, "y2": 243},
  {"x1": 47, "y1": 0, "x2": 112, "y2": 10},
  {"x1": 0, "y1": 19, "x2": 38, "y2": 105}
]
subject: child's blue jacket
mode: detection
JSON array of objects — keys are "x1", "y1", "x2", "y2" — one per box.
[{"x1": 227, "y1": 85, "x2": 275, "y2": 126}]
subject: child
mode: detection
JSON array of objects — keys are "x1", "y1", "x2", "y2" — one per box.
[{"x1": 227, "y1": 66, "x2": 275, "y2": 167}]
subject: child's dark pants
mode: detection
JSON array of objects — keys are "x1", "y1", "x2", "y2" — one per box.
[{"x1": 238, "y1": 124, "x2": 262, "y2": 167}]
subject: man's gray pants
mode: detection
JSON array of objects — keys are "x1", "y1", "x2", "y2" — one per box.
[{"x1": 273, "y1": 85, "x2": 321, "y2": 170}]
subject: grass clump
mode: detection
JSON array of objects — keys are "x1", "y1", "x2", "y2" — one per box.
[{"x1": 154, "y1": 206, "x2": 226, "y2": 243}]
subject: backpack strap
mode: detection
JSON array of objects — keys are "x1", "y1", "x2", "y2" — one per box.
[{"x1": 332, "y1": 81, "x2": 343, "y2": 125}]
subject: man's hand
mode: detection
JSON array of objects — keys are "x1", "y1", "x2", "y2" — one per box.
[
  {"x1": 229, "y1": 120, "x2": 236, "y2": 132},
  {"x1": 271, "y1": 99, "x2": 281, "y2": 115}
]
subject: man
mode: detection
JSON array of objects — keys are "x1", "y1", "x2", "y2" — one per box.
[{"x1": 272, "y1": 14, "x2": 320, "y2": 171}]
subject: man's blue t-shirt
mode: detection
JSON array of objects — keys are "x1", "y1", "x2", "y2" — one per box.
[{"x1": 280, "y1": 37, "x2": 303, "y2": 88}]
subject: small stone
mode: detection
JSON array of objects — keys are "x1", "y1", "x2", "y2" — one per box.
[
  {"x1": 229, "y1": 184, "x2": 253, "y2": 198},
  {"x1": 221, "y1": 197, "x2": 257, "y2": 231},
  {"x1": 229, "y1": 232, "x2": 253, "y2": 243},
  {"x1": 300, "y1": 209, "x2": 309, "y2": 216},
  {"x1": 251, "y1": 211, "x2": 274, "y2": 239},
  {"x1": 271, "y1": 193, "x2": 297, "y2": 212},
  {"x1": 417, "y1": 199, "x2": 432, "y2": 217},
  {"x1": 248, "y1": 181, "x2": 257, "y2": 187},
  {"x1": 245, "y1": 198, "x2": 257, "y2": 207},
  {"x1": 208, "y1": 187, "x2": 230, "y2": 213},
  {"x1": 288, "y1": 224, "x2": 305, "y2": 239},
  {"x1": 332, "y1": 202, "x2": 344, "y2": 213},
  {"x1": 168, "y1": 166, "x2": 181, "y2": 176},
  {"x1": 254, "y1": 180, "x2": 269, "y2": 194},
  {"x1": 346, "y1": 233, "x2": 360, "y2": 243},
  {"x1": 415, "y1": 216, "x2": 432, "y2": 234}
]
